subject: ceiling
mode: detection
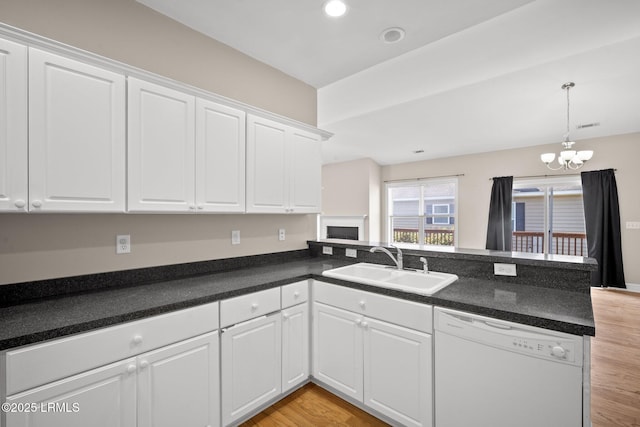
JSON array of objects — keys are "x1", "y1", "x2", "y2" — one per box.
[{"x1": 139, "y1": 0, "x2": 640, "y2": 165}]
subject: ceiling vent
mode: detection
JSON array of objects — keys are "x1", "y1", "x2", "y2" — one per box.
[
  {"x1": 576, "y1": 122, "x2": 601, "y2": 129},
  {"x1": 380, "y1": 27, "x2": 405, "y2": 44}
]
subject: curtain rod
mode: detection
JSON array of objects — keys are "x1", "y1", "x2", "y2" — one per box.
[
  {"x1": 385, "y1": 173, "x2": 464, "y2": 183},
  {"x1": 489, "y1": 169, "x2": 617, "y2": 180}
]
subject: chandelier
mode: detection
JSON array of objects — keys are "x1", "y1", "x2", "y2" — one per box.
[{"x1": 540, "y1": 82, "x2": 593, "y2": 170}]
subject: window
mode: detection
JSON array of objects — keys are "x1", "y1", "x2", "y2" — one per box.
[
  {"x1": 387, "y1": 178, "x2": 458, "y2": 247},
  {"x1": 512, "y1": 177, "x2": 586, "y2": 256}
]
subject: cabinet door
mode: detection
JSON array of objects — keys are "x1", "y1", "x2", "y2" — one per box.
[
  {"x1": 137, "y1": 332, "x2": 219, "y2": 427},
  {"x1": 5, "y1": 358, "x2": 136, "y2": 427},
  {"x1": 0, "y1": 38, "x2": 27, "y2": 212},
  {"x1": 282, "y1": 303, "x2": 309, "y2": 393},
  {"x1": 363, "y1": 318, "x2": 433, "y2": 427},
  {"x1": 128, "y1": 77, "x2": 195, "y2": 212},
  {"x1": 28, "y1": 48, "x2": 126, "y2": 212},
  {"x1": 289, "y1": 128, "x2": 321, "y2": 213},
  {"x1": 221, "y1": 313, "x2": 282, "y2": 425},
  {"x1": 312, "y1": 302, "x2": 363, "y2": 401},
  {"x1": 246, "y1": 115, "x2": 288, "y2": 213},
  {"x1": 195, "y1": 98, "x2": 245, "y2": 212}
]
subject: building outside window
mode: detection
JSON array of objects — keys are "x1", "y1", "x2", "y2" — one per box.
[
  {"x1": 387, "y1": 178, "x2": 458, "y2": 247},
  {"x1": 512, "y1": 176, "x2": 587, "y2": 256}
]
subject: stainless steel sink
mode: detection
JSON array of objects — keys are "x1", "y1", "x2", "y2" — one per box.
[{"x1": 322, "y1": 262, "x2": 458, "y2": 296}]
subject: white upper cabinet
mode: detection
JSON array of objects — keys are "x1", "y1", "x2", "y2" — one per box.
[
  {"x1": 246, "y1": 115, "x2": 322, "y2": 213},
  {"x1": 127, "y1": 77, "x2": 195, "y2": 212},
  {"x1": 0, "y1": 38, "x2": 27, "y2": 212},
  {"x1": 128, "y1": 78, "x2": 246, "y2": 213},
  {"x1": 289, "y1": 128, "x2": 322, "y2": 213},
  {"x1": 28, "y1": 48, "x2": 126, "y2": 212},
  {"x1": 195, "y1": 98, "x2": 246, "y2": 212}
]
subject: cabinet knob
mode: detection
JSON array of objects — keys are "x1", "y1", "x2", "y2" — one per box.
[
  {"x1": 31, "y1": 200, "x2": 42, "y2": 208},
  {"x1": 14, "y1": 199, "x2": 26, "y2": 209},
  {"x1": 282, "y1": 312, "x2": 290, "y2": 320},
  {"x1": 197, "y1": 206, "x2": 204, "y2": 210},
  {"x1": 293, "y1": 291, "x2": 300, "y2": 298},
  {"x1": 355, "y1": 318, "x2": 362, "y2": 326},
  {"x1": 251, "y1": 303, "x2": 259, "y2": 311},
  {"x1": 361, "y1": 321, "x2": 369, "y2": 329},
  {"x1": 139, "y1": 360, "x2": 149, "y2": 369},
  {"x1": 132, "y1": 335, "x2": 143, "y2": 345},
  {"x1": 359, "y1": 300, "x2": 366, "y2": 309},
  {"x1": 126, "y1": 364, "x2": 137, "y2": 374},
  {"x1": 189, "y1": 205, "x2": 196, "y2": 210}
]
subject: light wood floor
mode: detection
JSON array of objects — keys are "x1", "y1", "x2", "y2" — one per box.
[
  {"x1": 242, "y1": 288, "x2": 640, "y2": 427},
  {"x1": 590, "y1": 288, "x2": 640, "y2": 427},
  {"x1": 240, "y1": 382, "x2": 389, "y2": 427}
]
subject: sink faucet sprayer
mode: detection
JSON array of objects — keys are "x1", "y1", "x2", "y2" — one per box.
[{"x1": 370, "y1": 245, "x2": 403, "y2": 270}]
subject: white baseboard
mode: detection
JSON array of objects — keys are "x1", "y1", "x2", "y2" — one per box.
[{"x1": 625, "y1": 283, "x2": 640, "y2": 292}]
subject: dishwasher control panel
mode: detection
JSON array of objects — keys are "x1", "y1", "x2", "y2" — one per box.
[
  {"x1": 511, "y1": 337, "x2": 576, "y2": 362},
  {"x1": 434, "y1": 307, "x2": 583, "y2": 366}
]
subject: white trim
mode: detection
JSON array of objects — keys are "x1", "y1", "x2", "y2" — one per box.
[
  {"x1": 624, "y1": 283, "x2": 640, "y2": 293},
  {"x1": 0, "y1": 23, "x2": 332, "y2": 141},
  {"x1": 318, "y1": 215, "x2": 367, "y2": 241}
]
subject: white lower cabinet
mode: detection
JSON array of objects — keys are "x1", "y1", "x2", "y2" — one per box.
[
  {"x1": 137, "y1": 332, "x2": 219, "y2": 427},
  {"x1": 281, "y1": 302, "x2": 309, "y2": 393},
  {"x1": 5, "y1": 332, "x2": 220, "y2": 427},
  {"x1": 5, "y1": 357, "x2": 137, "y2": 427},
  {"x1": 364, "y1": 318, "x2": 432, "y2": 427},
  {"x1": 312, "y1": 281, "x2": 433, "y2": 427},
  {"x1": 221, "y1": 313, "x2": 282, "y2": 426},
  {"x1": 313, "y1": 302, "x2": 364, "y2": 400}
]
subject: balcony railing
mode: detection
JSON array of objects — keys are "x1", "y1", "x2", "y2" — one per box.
[
  {"x1": 392, "y1": 229, "x2": 454, "y2": 246},
  {"x1": 392, "y1": 228, "x2": 588, "y2": 256},
  {"x1": 512, "y1": 231, "x2": 588, "y2": 256}
]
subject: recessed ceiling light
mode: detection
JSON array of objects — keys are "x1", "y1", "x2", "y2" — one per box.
[
  {"x1": 380, "y1": 27, "x2": 405, "y2": 44},
  {"x1": 323, "y1": 0, "x2": 347, "y2": 17}
]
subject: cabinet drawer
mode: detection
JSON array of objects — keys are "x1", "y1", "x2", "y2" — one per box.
[
  {"x1": 281, "y1": 280, "x2": 309, "y2": 308},
  {"x1": 220, "y1": 287, "x2": 280, "y2": 328},
  {"x1": 313, "y1": 281, "x2": 432, "y2": 333},
  {"x1": 5, "y1": 302, "x2": 219, "y2": 395}
]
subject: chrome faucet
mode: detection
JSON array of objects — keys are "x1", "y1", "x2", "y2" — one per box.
[
  {"x1": 419, "y1": 257, "x2": 429, "y2": 274},
  {"x1": 370, "y1": 245, "x2": 403, "y2": 270}
]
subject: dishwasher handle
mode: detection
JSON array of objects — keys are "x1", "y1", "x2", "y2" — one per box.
[{"x1": 438, "y1": 310, "x2": 515, "y2": 336}]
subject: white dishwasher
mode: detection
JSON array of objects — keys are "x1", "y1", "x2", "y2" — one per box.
[{"x1": 434, "y1": 307, "x2": 585, "y2": 427}]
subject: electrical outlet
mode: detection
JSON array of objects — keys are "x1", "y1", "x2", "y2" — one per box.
[
  {"x1": 494, "y1": 263, "x2": 517, "y2": 276},
  {"x1": 278, "y1": 228, "x2": 286, "y2": 241},
  {"x1": 322, "y1": 246, "x2": 333, "y2": 255},
  {"x1": 231, "y1": 230, "x2": 240, "y2": 245},
  {"x1": 346, "y1": 248, "x2": 357, "y2": 258},
  {"x1": 116, "y1": 234, "x2": 131, "y2": 254}
]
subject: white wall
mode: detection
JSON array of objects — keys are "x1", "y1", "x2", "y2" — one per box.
[
  {"x1": 0, "y1": 0, "x2": 318, "y2": 285},
  {"x1": 380, "y1": 133, "x2": 640, "y2": 284}
]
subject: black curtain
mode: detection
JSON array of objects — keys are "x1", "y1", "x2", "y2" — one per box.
[
  {"x1": 581, "y1": 169, "x2": 626, "y2": 288},
  {"x1": 486, "y1": 176, "x2": 513, "y2": 251}
]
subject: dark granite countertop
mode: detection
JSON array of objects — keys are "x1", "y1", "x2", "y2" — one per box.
[{"x1": 0, "y1": 256, "x2": 595, "y2": 351}]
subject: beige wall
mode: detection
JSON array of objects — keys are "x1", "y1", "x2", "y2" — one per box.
[
  {"x1": 0, "y1": 214, "x2": 316, "y2": 285},
  {"x1": 0, "y1": 0, "x2": 316, "y2": 125},
  {"x1": 322, "y1": 158, "x2": 381, "y2": 241},
  {"x1": 381, "y1": 132, "x2": 640, "y2": 285},
  {"x1": 0, "y1": 0, "x2": 318, "y2": 285}
]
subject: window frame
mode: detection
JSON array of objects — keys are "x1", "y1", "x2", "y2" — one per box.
[
  {"x1": 385, "y1": 177, "x2": 458, "y2": 247},
  {"x1": 512, "y1": 176, "x2": 584, "y2": 255}
]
